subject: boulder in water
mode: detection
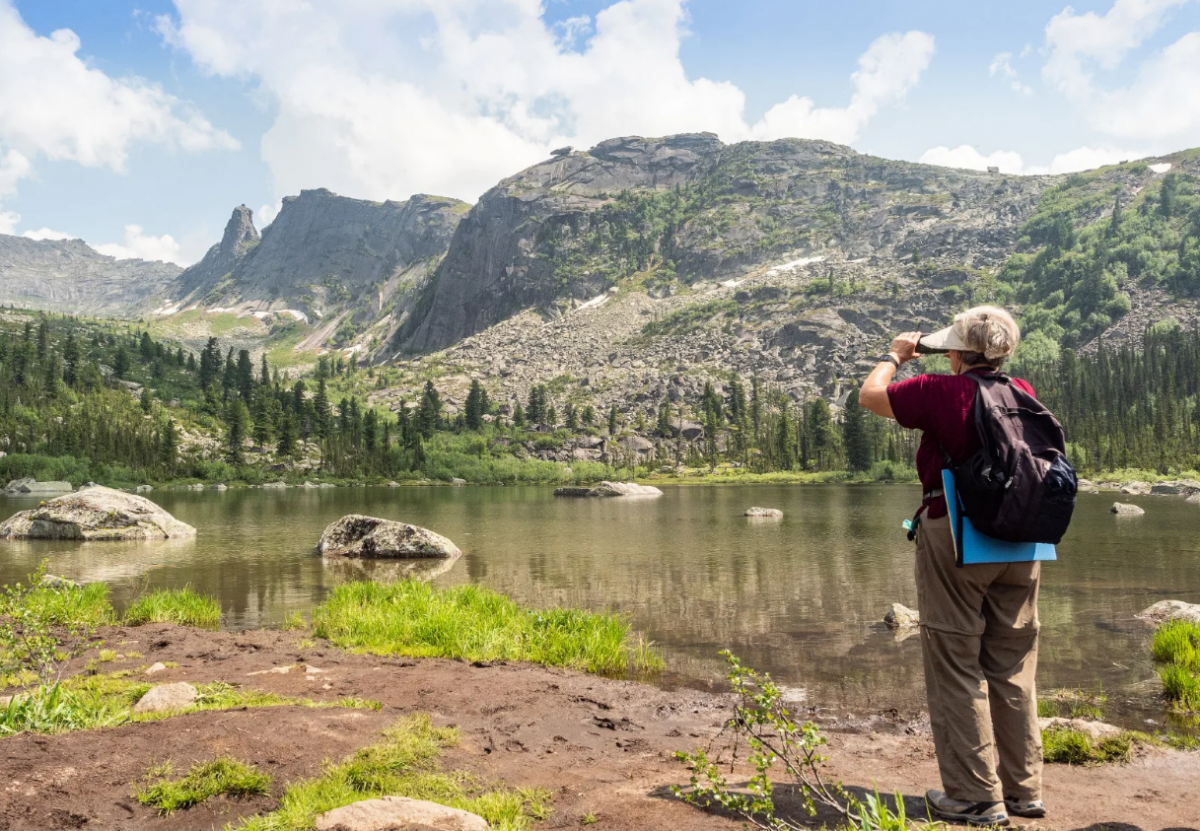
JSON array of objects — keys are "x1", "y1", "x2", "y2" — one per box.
[
  {"x1": 1137, "y1": 600, "x2": 1200, "y2": 625},
  {"x1": 587, "y1": 481, "x2": 663, "y2": 498},
  {"x1": 318, "y1": 514, "x2": 461, "y2": 559},
  {"x1": 1119, "y1": 481, "x2": 1151, "y2": 495},
  {"x1": 0, "y1": 486, "x2": 196, "y2": 541},
  {"x1": 745, "y1": 507, "x2": 783, "y2": 518},
  {"x1": 884, "y1": 603, "x2": 920, "y2": 629},
  {"x1": 3, "y1": 479, "x2": 73, "y2": 496},
  {"x1": 1110, "y1": 502, "x2": 1145, "y2": 516}
]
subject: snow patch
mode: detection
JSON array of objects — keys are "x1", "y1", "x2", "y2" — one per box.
[
  {"x1": 575, "y1": 294, "x2": 610, "y2": 312},
  {"x1": 149, "y1": 304, "x2": 181, "y2": 316},
  {"x1": 769, "y1": 255, "x2": 825, "y2": 275},
  {"x1": 280, "y1": 309, "x2": 309, "y2": 324},
  {"x1": 720, "y1": 279, "x2": 745, "y2": 288},
  {"x1": 1149, "y1": 163, "x2": 1172, "y2": 174}
]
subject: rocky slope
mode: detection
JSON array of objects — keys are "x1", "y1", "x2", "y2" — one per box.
[{"x1": 0, "y1": 235, "x2": 181, "y2": 317}]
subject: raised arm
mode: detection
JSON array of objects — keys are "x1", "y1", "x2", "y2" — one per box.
[{"x1": 859, "y1": 331, "x2": 921, "y2": 420}]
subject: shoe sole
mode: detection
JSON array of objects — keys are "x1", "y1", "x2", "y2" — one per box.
[
  {"x1": 1007, "y1": 808, "x2": 1047, "y2": 818},
  {"x1": 928, "y1": 806, "x2": 1011, "y2": 826}
]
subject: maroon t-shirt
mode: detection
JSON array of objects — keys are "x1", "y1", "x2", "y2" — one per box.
[{"x1": 887, "y1": 370, "x2": 1036, "y2": 519}]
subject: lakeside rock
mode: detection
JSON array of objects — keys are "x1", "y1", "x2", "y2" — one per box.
[
  {"x1": 133, "y1": 682, "x2": 197, "y2": 714},
  {"x1": 3, "y1": 478, "x2": 73, "y2": 496},
  {"x1": 1137, "y1": 600, "x2": 1200, "y2": 625},
  {"x1": 1120, "y1": 481, "x2": 1152, "y2": 495},
  {"x1": 1110, "y1": 502, "x2": 1145, "y2": 516},
  {"x1": 588, "y1": 481, "x2": 663, "y2": 498},
  {"x1": 0, "y1": 486, "x2": 197, "y2": 541},
  {"x1": 1187, "y1": 493, "x2": 1200, "y2": 505},
  {"x1": 262, "y1": 481, "x2": 288, "y2": 489},
  {"x1": 318, "y1": 515, "x2": 461, "y2": 559},
  {"x1": 1039, "y1": 717, "x2": 1123, "y2": 740},
  {"x1": 884, "y1": 603, "x2": 920, "y2": 629},
  {"x1": 744, "y1": 507, "x2": 783, "y2": 518},
  {"x1": 314, "y1": 796, "x2": 488, "y2": 831},
  {"x1": 553, "y1": 486, "x2": 592, "y2": 497}
]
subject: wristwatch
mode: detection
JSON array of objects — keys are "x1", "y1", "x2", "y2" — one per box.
[{"x1": 880, "y1": 354, "x2": 900, "y2": 368}]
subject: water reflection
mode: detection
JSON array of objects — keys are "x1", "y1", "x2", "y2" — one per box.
[{"x1": 1, "y1": 485, "x2": 1197, "y2": 724}]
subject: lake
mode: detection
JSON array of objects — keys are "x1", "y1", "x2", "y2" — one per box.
[{"x1": 2, "y1": 485, "x2": 1197, "y2": 727}]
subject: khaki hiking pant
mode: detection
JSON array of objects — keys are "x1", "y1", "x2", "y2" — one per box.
[{"x1": 915, "y1": 514, "x2": 1043, "y2": 805}]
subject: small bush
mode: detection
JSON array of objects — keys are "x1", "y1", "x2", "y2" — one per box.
[
  {"x1": 136, "y1": 757, "x2": 271, "y2": 815},
  {"x1": 123, "y1": 588, "x2": 221, "y2": 630}
]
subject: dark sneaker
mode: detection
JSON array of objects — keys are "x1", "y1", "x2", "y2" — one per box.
[
  {"x1": 1004, "y1": 797, "x2": 1047, "y2": 818},
  {"x1": 925, "y1": 790, "x2": 1010, "y2": 826}
]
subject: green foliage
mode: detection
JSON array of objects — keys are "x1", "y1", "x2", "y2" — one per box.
[
  {"x1": 673, "y1": 651, "x2": 930, "y2": 830},
  {"x1": 1153, "y1": 620, "x2": 1200, "y2": 710},
  {"x1": 123, "y1": 588, "x2": 221, "y2": 630},
  {"x1": 312, "y1": 580, "x2": 663, "y2": 678},
  {"x1": 232, "y1": 714, "x2": 551, "y2": 831},
  {"x1": 1041, "y1": 725, "x2": 1134, "y2": 765},
  {"x1": 135, "y1": 757, "x2": 271, "y2": 814}
]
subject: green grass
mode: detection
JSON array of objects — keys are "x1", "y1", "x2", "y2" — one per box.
[
  {"x1": 136, "y1": 757, "x2": 271, "y2": 815},
  {"x1": 123, "y1": 588, "x2": 221, "y2": 630},
  {"x1": 232, "y1": 714, "x2": 550, "y2": 831},
  {"x1": 1041, "y1": 725, "x2": 1136, "y2": 765},
  {"x1": 1152, "y1": 620, "x2": 1200, "y2": 710},
  {"x1": 1037, "y1": 688, "x2": 1107, "y2": 720},
  {"x1": 312, "y1": 581, "x2": 663, "y2": 678},
  {"x1": 3, "y1": 582, "x2": 114, "y2": 628},
  {"x1": 0, "y1": 674, "x2": 380, "y2": 737}
]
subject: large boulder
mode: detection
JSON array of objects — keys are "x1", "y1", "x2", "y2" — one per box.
[
  {"x1": 1110, "y1": 502, "x2": 1145, "y2": 516},
  {"x1": 315, "y1": 796, "x2": 488, "y2": 831},
  {"x1": 318, "y1": 515, "x2": 461, "y2": 559},
  {"x1": 3, "y1": 479, "x2": 72, "y2": 496},
  {"x1": 884, "y1": 603, "x2": 920, "y2": 629},
  {"x1": 0, "y1": 486, "x2": 196, "y2": 541},
  {"x1": 1137, "y1": 600, "x2": 1200, "y2": 625},
  {"x1": 587, "y1": 481, "x2": 663, "y2": 498},
  {"x1": 1119, "y1": 481, "x2": 1151, "y2": 495}
]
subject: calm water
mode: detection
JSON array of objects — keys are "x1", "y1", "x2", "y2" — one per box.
[{"x1": 2, "y1": 485, "x2": 1197, "y2": 725}]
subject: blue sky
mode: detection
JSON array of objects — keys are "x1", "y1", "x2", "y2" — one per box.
[{"x1": 2, "y1": 0, "x2": 1199, "y2": 264}]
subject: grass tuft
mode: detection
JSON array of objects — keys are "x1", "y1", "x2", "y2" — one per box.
[
  {"x1": 1042, "y1": 725, "x2": 1135, "y2": 765},
  {"x1": 232, "y1": 714, "x2": 550, "y2": 831},
  {"x1": 123, "y1": 588, "x2": 221, "y2": 630},
  {"x1": 311, "y1": 580, "x2": 663, "y2": 678},
  {"x1": 8, "y1": 582, "x2": 114, "y2": 628},
  {"x1": 136, "y1": 757, "x2": 271, "y2": 815},
  {"x1": 1152, "y1": 620, "x2": 1200, "y2": 710}
]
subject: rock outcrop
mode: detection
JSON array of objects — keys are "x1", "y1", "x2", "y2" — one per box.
[
  {"x1": 1137, "y1": 600, "x2": 1200, "y2": 624},
  {"x1": 170, "y1": 205, "x2": 260, "y2": 301},
  {"x1": 0, "y1": 486, "x2": 196, "y2": 540},
  {"x1": 314, "y1": 796, "x2": 488, "y2": 831},
  {"x1": 317, "y1": 514, "x2": 461, "y2": 559},
  {"x1": 884, "y1": 603, "x2": 920, "y2": 629},
  {"x1": 590, "y1": 481, "x2": 663, "y2": 497},
  {"x1": 1110, "y1": 502, "x2": 1145, "y2": 516},
  {"x1": 745, "y1": 507, "x2": 783, "y2": 518},
  {"x1": 3, "y1": 478, "x2": 72, "y2": 495}
]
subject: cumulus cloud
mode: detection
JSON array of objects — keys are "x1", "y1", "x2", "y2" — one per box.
[
  {"x1": 95, "y1": 224, "x2": 185, "y2": 264},
  {"x1": 1040, "y1": 0, "x2": 1200, "y2": 141},
  {"x1": 989, "y1": 51, "x2": 1033, "y2": 95},
  {"x1": 21, "y1": 227, "x2": 73, "y2": 241},
  {"x1": 158, "y1": 0, "x2": 934, "y2": 203},
  {"x1": 919, "y1": 144, "x2": 1146, "y2": 175},
  {"x1": 0, "y1": 0, "x2": 236, "y2": 233}
]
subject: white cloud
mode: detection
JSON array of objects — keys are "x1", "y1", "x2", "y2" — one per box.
[
  {"x1": 0, "y1": 210, "x2": 18, "y2": 235},
  {"x1": 159, "y1": 0, "x2": 934, "y2": 203},
  {"x1": 0, "y1": 0, "x2": 236, "y2": 233},
  {"x1": 751, "y1": 31, "x2": 935, "y2": 144},
  {"x1": 257, "y1": 200, "x2": 282, "y2": 227},
  {"x1": 21, "y1": 227, "x2": 73, "y2": 241},
  {"x1": 95, "y1": 224, "x2": 185, "y2": 265},
  {"x1": 919, "y1": 144, "x2": 1147, "y2": 175},
  {"x1": 989, "y1": 51, "x2": 1033, "y2": 95}
]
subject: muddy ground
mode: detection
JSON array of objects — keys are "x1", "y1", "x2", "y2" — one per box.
[{"x1": 1, "y1": 624, "x2": 1197, "y2": 831}]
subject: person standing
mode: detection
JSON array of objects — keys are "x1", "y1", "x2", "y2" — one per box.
[{"x1": 859, "y1": 306, "x2": 1046, "y2": 827}]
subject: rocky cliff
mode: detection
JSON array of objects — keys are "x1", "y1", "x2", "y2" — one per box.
[
  {"x1": 0, "y1": 235, "x2": 181, "y2": 317},
  {"x1": 171, "y1": 205, "x2": 260, "y2": 302}
]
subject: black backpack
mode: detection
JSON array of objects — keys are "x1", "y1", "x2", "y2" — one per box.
[{"x1": 947, "y1": 372, "x2": 1077, "y2": 546}]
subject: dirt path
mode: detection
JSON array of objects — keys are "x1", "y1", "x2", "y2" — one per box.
[{"x1": 1, "y1": 624, "x2": 1197, "y2": 831}]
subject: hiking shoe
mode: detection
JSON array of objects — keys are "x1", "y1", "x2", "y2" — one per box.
[
  {"x1": 925, "y1": 790, "x2": 1010, "y2": 826},
  {"x1": 1004, "y1": 797, "x2": 1047, "y2": 818}
]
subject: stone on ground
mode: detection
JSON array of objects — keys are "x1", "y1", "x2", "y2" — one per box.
[
  {"x1": 884, "y1": 603, "x2": 920, "y2": 629},
  {"x1": 318, "y1": 514, "x2": 461, "y2": 559},
  {"x1": 133, "y1": 682, "x2": 197, "y2": 714},
  {"x1": 1137, "y1": 600, "x2": 1200, "y2": 625},
  {"x1": 143, "y1": 662, "x2": 168, "y2": 675},
  {"x1": 744, "y1": 507, "x2": 783, "y2": 518},
  {"x1": 314, "y1": 796, "x2": 488, "y2": 831},
  {"x1": 587, "y1": 481, "x2": 663, "y2": 497},
  {"x1": 0, "y1": 485, "x2": 196, "y2": 541},
  {"x1": 1039, "y1": 717, "x2": 1122, "y2": 740},
  {"x1": 1110, "y1": 502, "x2": 1145, "y2": 516}
]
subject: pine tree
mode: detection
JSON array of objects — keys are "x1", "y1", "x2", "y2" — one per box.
[
  {"x1": 608, "y1": 404, "x2": 618, "y2": 436},
  {"x1": 199, "y1": 338, "x2": 220, "y2": 389},
  {"x1": 260, "y1": 353, "x2": 270, "y2": 387},
  {"x1": 113, "y1": 346, "x2": 130, "y2": 379},
  {"x1": 237, "y1": 349, "x2": 254, "y2": 402},
  {"x1": 160, "y1": 418, "x2": 178, "y2": 468},
  {"x1": 581, "y1": 404, "x2": 595, "y2": 427},
  {"x1": 140, "y1": 385, "x2": 154, "y2": 415},
  {"x1": 416, "y1": 381, "x2": 442, "y2": 438},
  {"x1": 512, "y1": 402, "x2": 527, "y2": 428},
  {"x1": 277, "y1": 413, "x2": 297, "y2": 458},
  {"x1": 841, "y1": 385, "x2": 871, "y2": 472},
  {"x1": 465, "y1": 380, "x2": 486, "y2": 431},
  {"x1": 225, "y1": 399, "x2": 250, "y2": 465},
  {"x1": 314, "y1": 378, "x2": 332, "y2": 438}
]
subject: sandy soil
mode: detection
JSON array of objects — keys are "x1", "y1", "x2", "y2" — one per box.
[{"x1": 1, "y1": 624, "x2": 1197, "y2": 831}]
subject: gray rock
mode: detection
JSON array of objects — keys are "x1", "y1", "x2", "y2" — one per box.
[
  {"x1": 314, "y1": 796, "x2": 488, "y2": 831},
  {"x1": 39, "y1": 574, "x2": 83, "y2": 589},
  {"x1": 587, "y1": 481, "x2": 663, "y2": 498},
  {"x1": 450, "y1": 477, "x2": 467, "y2": 486},
  {"x1": 1120, "y1": 481, "x2": 1151, "y2": 495},
  {"x1": 1110, "y1": 502, "x2": 1145, "y2": 516},
  {"x1": 262, "y1": 481, "x2": 288, "y2": 489},
  {"x1": 553, "y1": 487, "x2": 593, "y2": 497},
  {"x1": 135, "y1": 485, "x2": 153, "y2": 493},
  {"x1": 0, "y1": 486, "x2": 196, "y2": 541},
  {"x1": 144, "y1": 662, "x2": 168, "y2": 675},
  {"x1": 884, "y1": 603, "x2": 920, "y2": 629},
  {"x1": 1187, "y1": 493, "x2": 1200, "y2": 505},
  {"x1": 4, "y1": 479, "x2": 73, "y2": 496},
  {"x1": 744, "y1": 507, "x2": 783, "y2": 518},
  {"x1": 1039, "y1": 717, "x2": 1122, "y2": 740},
  {"x1": 133, "y1": 682, "x2": 197, "y2": 714},
  {"x1": 209, "y1": 483, "x2": 228, "y2": 491},
  {"x1": 618, "y1": 435, "x2": 655, "y2": 454},
  {"x1": 318, "y1": 514, "x2": 461, "y2": 559},
  {"x1": 1137, "y1": 600, "x2": 1200, "y2": 624}
]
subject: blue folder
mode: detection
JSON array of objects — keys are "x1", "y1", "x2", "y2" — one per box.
[{"x1": 942, "y1": 469, "x2": 1057, "y2": 565}]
